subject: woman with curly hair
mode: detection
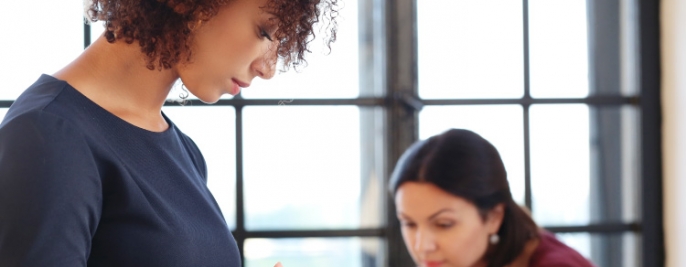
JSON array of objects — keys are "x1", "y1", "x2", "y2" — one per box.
[
  {"x1": 390, "y1": 129, "x2": 596, "y2": 267},
  {"x1": 0, "y1": 0, "x2": 337, "y2": 266}
]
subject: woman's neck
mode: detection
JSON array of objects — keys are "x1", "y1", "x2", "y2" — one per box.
[{"x1": 53, "y1": 35, "x2": 179, "y2": 132}]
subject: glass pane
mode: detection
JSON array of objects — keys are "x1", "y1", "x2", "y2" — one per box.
[
  {"x1": 419, "y1": 105, "x2": 525, "y2": 204},
  {"x1": 243, "y1": 106, "x2": 383, "y2": 230},
  {"x1": 162, "y1": 106, "x2": 236, "y2": 230},
  {"x1": 418, "y1": 0, "x2": 524, "y2": 99},
  {"x1": 618, "y1": 0, "x2": 640, "y2": 96},
  {"x1": 589, "y1": 106, "x2": 640, "y2": 224},
  {"x1": 244, "y1": 238, "x2": 383, "y2": 267},
  {"x1": 0, "y1": 108, "x2": 8, "y2": 122},
  {"x1": 530, "y1": 105, "x2": 590, "y2": 225},
  {"x1": 555, "y1": 232, "x2": 641, "y2": 267},
  {"x1": 529, "y1": 0, "x2": 589, "y2": 98},
  {"x1": 530, "y1": 0, "x2": 639, "y2": 98},
  {"x1": 531, "y1": 105, "x2": 640, "y2": 226},
  {"x1": 0, "y1": 0, "x2": 84, "y2": 100},
  {"x1": 89, "y1": 21, "x2": 106, "y2": 44},
  {"x1": 242, "y1": 0, "x2": 361, "y2": 99}
]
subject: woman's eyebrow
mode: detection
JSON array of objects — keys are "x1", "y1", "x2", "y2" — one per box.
[
  {"x1": 397, "y1": 209, "x2": 454, "y2": 220},
  {"x1": 428, "y1": 208, "x2": 454, "y2": 220}
]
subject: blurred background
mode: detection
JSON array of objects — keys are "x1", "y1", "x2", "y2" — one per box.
[{"x1": 1, "y1": 0, "x2": 678, "y2": 266}]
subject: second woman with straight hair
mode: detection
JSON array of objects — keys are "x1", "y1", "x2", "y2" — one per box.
[{"x1": 390, "y1": 129, "x2": 596, "y2": 267}]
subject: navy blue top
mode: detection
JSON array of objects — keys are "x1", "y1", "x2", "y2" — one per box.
[{"x1": 0, "y1": 75, "x2": 241, "y2": 267}]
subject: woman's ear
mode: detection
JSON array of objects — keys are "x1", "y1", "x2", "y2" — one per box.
[{"x1": 486, "y1": 203, "x2": 505, "y2": 234}]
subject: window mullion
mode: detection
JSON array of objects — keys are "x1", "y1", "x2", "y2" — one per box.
[
  {"x1": 84, "y1": 22, "x2": 91, "y2": 49},
  {"x1": 234, "y1": 105, "x2": 246, "y2": 267},
  {"x1": 384, "y1": 0, "x2": 417, "y2": 266},
  {"x1": 638, "y1": 0, "x2": 665, "y2": 265}
]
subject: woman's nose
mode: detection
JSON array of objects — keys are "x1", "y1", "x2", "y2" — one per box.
[
  {"x1": 414, "y1": 229, "x2": 437, "y2": 253},
  {"x1": 252, "y1": 46, "x2": 277, "y2": 80}
]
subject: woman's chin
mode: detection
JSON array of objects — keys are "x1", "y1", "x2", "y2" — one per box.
[
  {"x1": 197, "y1": 95, "x2": 221, "y2": 104},
  {"x1": 189, "y1": 90, "x2": 222, "y2": 104},
  {"x1": 183, "y1": 83, "x2": 235, "y2": 104}
]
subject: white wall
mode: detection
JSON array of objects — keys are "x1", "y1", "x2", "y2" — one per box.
[{"x1": 661, "y1": 0, "x2": 686, "y2": 266}]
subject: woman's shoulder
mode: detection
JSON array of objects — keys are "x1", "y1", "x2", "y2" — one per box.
[
  {"x1": 529, "y1": 231, "x2": 597, "y2": 267},
  {"x1": 0, "y1": 100, "x2": 91, "y2": 159},
  {"x1": 2, "y1": 74, "x2": 120, "y2": 138},
  {"x1": 2, "y1": 74, "x2": 72, "y2": 126},
  {"x1": 0, "y1": 75, "x2": 101, "y2": 157}
]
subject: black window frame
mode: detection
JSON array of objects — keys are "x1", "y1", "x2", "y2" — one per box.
[
  {"x1": 0, "y1": 0, "x2": 661, "y2": 265},
  {"x1": 386, "y1": 0, "x2": 663, "y2": 266}
]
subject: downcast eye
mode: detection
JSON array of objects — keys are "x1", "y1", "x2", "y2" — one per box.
[{"x1": 260, "y1": 28, "x2": 274, "y2": 41}]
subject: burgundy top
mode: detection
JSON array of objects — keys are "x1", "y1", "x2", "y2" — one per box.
[{"x1": 529, "y1": 231, "x2": 596, "y2": 267}]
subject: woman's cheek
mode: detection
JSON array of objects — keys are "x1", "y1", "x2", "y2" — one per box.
[
  {"x1": 446, "y1": 228, "x2": 489, "y2": 267},
  {"x1": 401, "y1": 228, "x2": 420, "y2": 260}
]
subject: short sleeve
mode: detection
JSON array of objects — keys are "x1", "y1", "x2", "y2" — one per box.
[{"x1": 0, "y1": 111, "x2": 102, "y2": 266}]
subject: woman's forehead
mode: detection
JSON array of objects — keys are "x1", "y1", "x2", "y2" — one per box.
[{"x1": 396, "y1": 182, "x2": 475, "y2": 214}]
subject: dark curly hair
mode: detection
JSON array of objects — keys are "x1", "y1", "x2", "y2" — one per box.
[{"x1": 85, "y1": 0, "x2": 339, "y2": 70}]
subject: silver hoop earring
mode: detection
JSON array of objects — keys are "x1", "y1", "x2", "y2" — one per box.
[
  {"x1": 180, "y1": 84, "x2": 190, "y2": 100},
  {"x1": 178, "y1": 84, "x2": 190, "y2": 106},
  {"x1": 489, "y1": 234, "x2": 500, "y2": 245}
]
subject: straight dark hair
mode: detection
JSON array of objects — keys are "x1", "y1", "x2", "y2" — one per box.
[{"x1": 389, "y1": 129, "x2": 539, "y2": 267}]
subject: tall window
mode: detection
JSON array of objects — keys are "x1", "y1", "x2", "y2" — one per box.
[
  {"x1": 0, "y1": 0, "x2": 663, "y2": 266},
  {"x1": 410, "y1": 0, "x2": 662, "y2": 266}
]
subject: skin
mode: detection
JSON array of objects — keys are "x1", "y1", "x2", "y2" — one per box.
[
  {"x1": 395, "y1": 182, "x2": 505, "y2": 267},
  {"x1": 176, "y1": 0, "x2": 279, "y2": 101},
  {"x1": 54, "y1": 0, "x2": 278, "y2": 133}
]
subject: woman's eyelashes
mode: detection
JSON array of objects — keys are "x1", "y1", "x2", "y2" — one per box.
[
  {"x1": 400, "y1": 221, "x2": 417, "y2": 229},
  {"x1": 399, "y1": 219, "x2": 454, "y2": 229},
  {"x1": 434, "y1": 220, "x2": 455, "y2": 229},
  {"x1": 259, "y1": 28, "x2": 274, "y2": 41}
]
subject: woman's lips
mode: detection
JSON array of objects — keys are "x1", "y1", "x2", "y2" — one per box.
[
  {"x1": 424, "y1": 261, "x2": 445, "y2": 267},
  {"x1": 232, "y1": 78, "x2": 249, "y2": 88},
  {"x1": 230, "y1": 80, "x2": 240, "y2": 95},
  {"x1": 231, "y1": 78, "x2": 249, "y2": 95}
]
